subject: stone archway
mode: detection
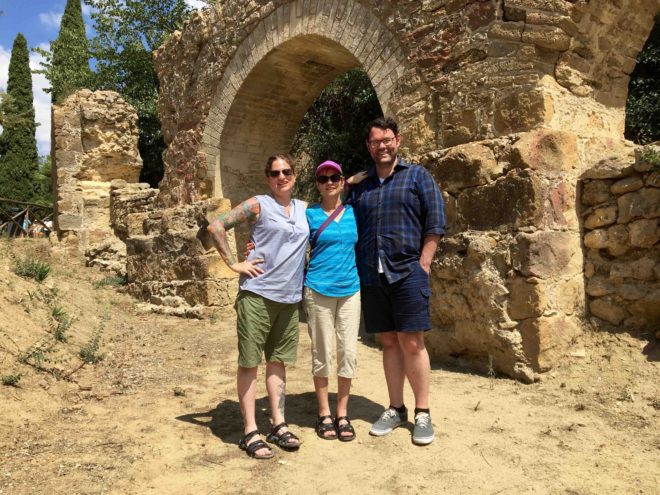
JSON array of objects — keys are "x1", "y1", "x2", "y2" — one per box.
[
  {"x1": 201, "y1": 1, "x2": 408, "y2": 202},
  {"x1": 135, "y1": 0, "x2": 660, "y2": 380}
]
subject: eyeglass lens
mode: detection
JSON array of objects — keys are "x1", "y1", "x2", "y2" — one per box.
[
  {"x1": 317, "y1": 174, "x2": 342, "y2": 184},
  {"x1": 368, "y1": 137, "x2": 394, "y2": 148},
  {"x1": 269, "y1": 169, "x2": 293, "y2": 178}
]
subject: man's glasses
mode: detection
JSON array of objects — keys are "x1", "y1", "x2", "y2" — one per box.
[
  {"x1": 368, "y1": 137, "x2": 395, "y2": 148},
  {"x1": 268, "y1": 169, "x2": 294, "y2": 178},
  {"x1": 316, "y1": 174, "x2": 342, "y2": 184}
]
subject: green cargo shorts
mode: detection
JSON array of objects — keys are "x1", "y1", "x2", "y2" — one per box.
[{"x1": 235, "y1": 290, "x2": 300, "y2": 368}]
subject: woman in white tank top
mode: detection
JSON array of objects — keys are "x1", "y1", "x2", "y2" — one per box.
[{"x1": 207, "y1": 154, "x2": 309, "y2": 460}]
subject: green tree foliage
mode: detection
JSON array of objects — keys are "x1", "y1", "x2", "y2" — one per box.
[
  {"x1": 84, "y1": 0, "x2": 198, "y2": 187},
  {"x1": 0, "y1": 34, "x2": 39, "y2": 201},
  {"x1": 33, "y1": 156, "x2": 53, "y2": 206},
  {"x1": 291, "y1": 68, "x2": 382, "y2": 201},
  {"x1": 36, "y1": 0, "x2": 94, "y2": 103},
  {"x1": 625, "y1": 16, "x2": 660, "y2": 145}
]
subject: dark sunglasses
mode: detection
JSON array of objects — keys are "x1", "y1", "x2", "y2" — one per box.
[
  {"x1": 316, "y1": 174, "x2": 342, "y2": 184},
  {"x1": 268, "y1": 168, "x2": 294, "y2": 178}
]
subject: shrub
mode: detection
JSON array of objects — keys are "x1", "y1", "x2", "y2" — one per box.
[
  {"x1": 12, "y1": 257, "x2": 51, "y2": 282},
  {"x1": 2, "y1": 373, "x2": 22, "y2": 387}
]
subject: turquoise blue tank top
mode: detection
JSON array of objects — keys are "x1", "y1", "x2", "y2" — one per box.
[{"x1": 304, "y1": 204, "x2": 360, "y2": 298}]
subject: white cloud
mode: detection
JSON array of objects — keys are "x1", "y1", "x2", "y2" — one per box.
[
  {"x1": 185, "y1": 0, "x2": 207, "y2": 9},
  {"x1": 30, "y1": 47, "x2": 53, "y2": 157},
  {"x1": 39, "y1": 11, "x2": 63, "y2": 29},
  {"x1": 81, "y1": 4, "x2": 94, "y2": 16},
  {"x1": 0, "y1": 45, "x2": 10, "y2": 91}
]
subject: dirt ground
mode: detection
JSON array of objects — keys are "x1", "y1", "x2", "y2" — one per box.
[{"x1": 0, "y1": 238, "x2": 658, "y2": 495}]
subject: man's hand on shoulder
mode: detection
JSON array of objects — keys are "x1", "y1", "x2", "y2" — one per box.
[{"x1": 346, "y1": 171, "x2": 368, "y2": 185}]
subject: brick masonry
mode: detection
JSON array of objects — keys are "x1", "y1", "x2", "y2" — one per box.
[{"x1": 53, "y1": 0, "x2": 659, "y2": 380}]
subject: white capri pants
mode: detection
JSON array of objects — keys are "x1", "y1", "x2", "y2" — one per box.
[{"x1": 303, "y1": 287, "x2": 361, "y2": 378}]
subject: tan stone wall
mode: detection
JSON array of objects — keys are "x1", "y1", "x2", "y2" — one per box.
[
  {"x1": 141, "y1": 0, "x2": 660, "y2": 378},
  {"x1": 52, "y1": 89, "x2": 145, "y2": 273},
  {"x1": 582, "y1": 144, "x2": 660, "y2": 330},
  {"x1": 124, "y1": 199, "x2": 238, "y2": 316}
]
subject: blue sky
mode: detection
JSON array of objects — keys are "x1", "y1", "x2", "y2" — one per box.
[{"x1": 0, "y1": 0, "x2": 205, "y2": 157}]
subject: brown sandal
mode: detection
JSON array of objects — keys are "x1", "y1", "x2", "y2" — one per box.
[
  {"x1": 334, "y1": 416, "x2": 356, "y2": 442},
  {"x1": 266, "y1": 422, "x2": 302, "y2": 451},
  {"x1": 239, "y1": 430, "x2": 274, "y2": 459},
  {"x1": 316, "y1": 415, "x2": 338, "y2": 440}
]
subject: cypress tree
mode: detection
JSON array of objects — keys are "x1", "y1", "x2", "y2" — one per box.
[
  {"x1": 48, "y1": 0, "x2": 93, "y2": 102},
  {"x1": 0, "y1": 34, "x2": 39, "y2": 201}
]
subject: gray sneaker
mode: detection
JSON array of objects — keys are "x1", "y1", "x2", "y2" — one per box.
[
  {"x1": 369, "y1": 407, "x2": 408, "y2": 436},
  {"x1": 412, "y1": 412, "x2": 435, "y2": 445}
]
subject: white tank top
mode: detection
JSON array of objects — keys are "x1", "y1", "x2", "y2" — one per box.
[{"x1": 239, "y1": 194, "x2": 309, "y2": 304}]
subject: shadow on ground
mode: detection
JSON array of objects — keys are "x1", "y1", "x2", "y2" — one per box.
[{"x1": 176, "y1": 391, "x2": 383, "y2": 445}]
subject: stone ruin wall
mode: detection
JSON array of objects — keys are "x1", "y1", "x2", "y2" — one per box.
[
  {"x1": 52, "y1": 0, "x2": 660, "y2": 380},
  {"x1": 581, "y1": 145, "x2": 660, "y2": 331},
  {"x1": 52, "y1": 89, "x2": 156, "y2": 274}
]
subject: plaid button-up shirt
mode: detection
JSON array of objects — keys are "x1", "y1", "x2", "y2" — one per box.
[{"x1": 347, "y1": 157, "x2": 445, "y2": 286}]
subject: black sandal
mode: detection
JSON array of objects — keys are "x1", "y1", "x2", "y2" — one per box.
[
  {"x1": 334, "y1": 416, "x2": 356, "y2": 442},
  {"x1": 238, "y1": 430, "x2": 274, "y2": 459},
  {"x1": 316, "y1": 415, "x2": 338, "y2": 440},
  {"x1": 266, "y1": 422, "x2": 302, "y2": 451}
]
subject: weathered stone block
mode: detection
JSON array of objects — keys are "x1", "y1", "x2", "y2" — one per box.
[
  {"x1": 617, "y1": 283, "x2": 648, "y2": 301},
  {"x1": 507, "y1": 277, "x2": 547, "y2": 320},
  {"x1": 488, "y1": 21, "x2": 523, "y2": 42},
  {"x1": 606, "y1": 224, "x2": 629, "y2": 256},
  {"x1": 586, "y1": 276, "x2": 612, "y2": 297},
  {"x1": 519, "y1": 315, "x2": 580, "y2": 372},
  {"x1": 152, "y1": 230, "x2": 206, "y2": 257},
  {"x1": 611, "y1": 176, "x2": 644, "y2": 195},
  {"x1": 609, "y1": 257, "x2": 657, "y2": 281},
  {"x1": 521, "y1": 24, "x2": 571, "y2": 51},
  {"x1": 584, "y1": 205, "x2": 618, "y2": 229},
  {"x1": 511, "y1": 130, "x2": 578, "y2": 175},
  {"x1": 617, "y1": 188, "x2": 660, "y2": 223},
  {"x1": 429, "y1": 143, "x2": 501, "y2": 194},
  {"x1": 581, "y1": 180, "x2": 613, "y2": 205},
  {"x1": 580, "y1": 138, "x2": 636, "y2": 179},
  {"x1": 194, "y1": 254, "x2": 239, "y2": 280},
  {"x1": 647, "y1": 171, "x2": 660, "y2": 188},
  {"x1": 629, "y1": 218, "x2": 658, "y2": 247},
  {"x1": 628, "y1": 289, "x2": 660, "y2": 325},
  {"x1": 494, "y1": 89, "x2": 553, "y2": 135},
  {"x1": 57, "y1": 214, "x2": 84, "y2": 230},
  {"x1": 584, "y1": 229, "x2": 609, "y2": 249},
  {"x1": 457, "y1": 169, "x2": 543, "y2": 230},
  {"x1": 513, "y1": 231, "x2": 581, "y2": 279},
  {"x1": 590, "y1": 297, "x2": 627, "y2": 325},
  {"x1": 557, "y1": 276, "x2": 584, "y2": 315},
  {"x1": 124, "y1": 212, "x2": 148, "y2": 237}
]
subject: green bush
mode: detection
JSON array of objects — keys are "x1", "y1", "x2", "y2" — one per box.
[
  {"x1": 2, "y1": 373, "x2": 22, "y2": 387},
  {"x1": 94, "y1": 275, "x2": 128, "y2": 288},
  {"x1": 12, "y1": 257, "x2": 51, "y2": 282}
]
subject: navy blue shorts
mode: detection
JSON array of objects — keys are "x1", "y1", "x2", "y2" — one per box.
[{"x1": 361, "y1": 263, "x2": 432, "y2": 333}]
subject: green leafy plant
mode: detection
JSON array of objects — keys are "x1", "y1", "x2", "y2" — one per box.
[
  {"x1": 625, "y1": 15, "x2": 660, "y2": 144},
  {"x1": 51, "y1": 306, "x2": 73, "y2": 343},
  {"x1": 79, "y1": 329, "x2": 104, "y2": 364},
  {"x1": 639, "y1": 148, "x2": 660, "y2": 166},
  {"x1": 19, "y1": 336, "x2": 55, "y2": 369},
  {"x1": 79, "y1": 310, "x2": 108, "y2": 364},
  {"x1": 94, "y1": 275, "x2": 128, "y2": 288},
  {"x1": 12, "y1": 257, "x2": 51, "y2": 282},
  {"x1": 1, "y1": 373, "x2": 22, "y2": 387}
]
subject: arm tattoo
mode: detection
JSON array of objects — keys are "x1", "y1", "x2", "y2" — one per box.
[
  {"x1": 208, "y1": 198, "x2": 260, "y2": 266},
  {"x1": 278, "y1": 382, "x2": 286, "y2": 417}
]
